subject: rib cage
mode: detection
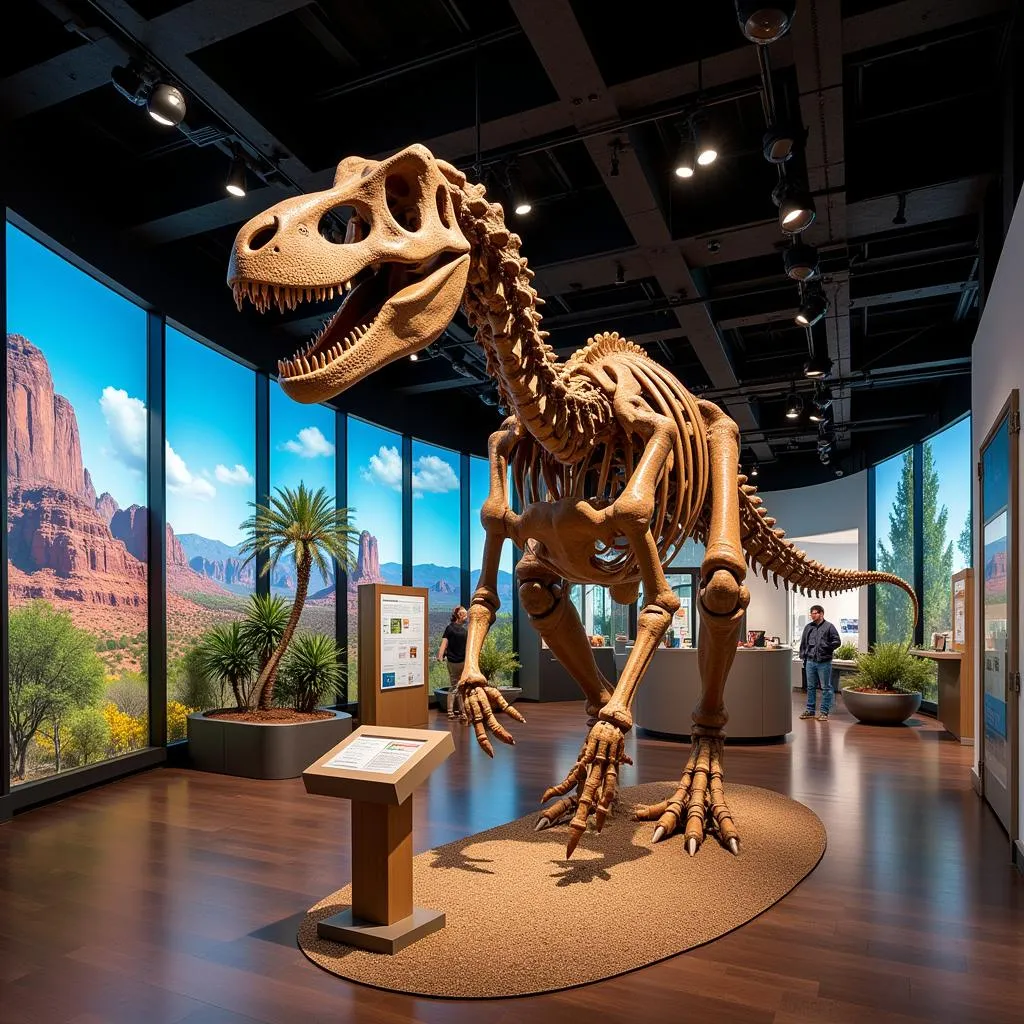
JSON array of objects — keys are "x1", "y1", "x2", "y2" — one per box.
[{"x1": 509, "y1": 333, "x2": 709, "y2": 582}]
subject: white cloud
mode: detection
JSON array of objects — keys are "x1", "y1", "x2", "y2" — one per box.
[
  {"x1": 361, "y1": 444, "x2": 402, "y2": 491},
  {"x1": 100, "y1": 387, "x2": 147, "y2": 474},
  {"x1": 215, "y1": 463, "x2": 254, "y2": 486},
  {"x1": 412, "y1": 454, "x2": 459, "y2": 495},
  {"x1": 280, "y1": 426, "x2": 335, "y2": 459},
  {"x1": 165, "y1": 441, "x2": 216, "y2": 500}
]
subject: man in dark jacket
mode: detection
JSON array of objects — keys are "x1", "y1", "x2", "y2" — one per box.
[{"x1": 799, "y1": 604, "x2": 841, "y2": 721}]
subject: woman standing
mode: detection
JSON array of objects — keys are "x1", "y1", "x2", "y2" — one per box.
[{"x1": 437, "y1": 605, "x2": 469, "y2": 722}]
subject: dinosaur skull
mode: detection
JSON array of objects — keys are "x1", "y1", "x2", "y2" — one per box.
[{"x1": 227, "y1": 144, "x2": 471, "y2": 404}]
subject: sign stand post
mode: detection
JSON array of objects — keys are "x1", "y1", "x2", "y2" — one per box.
[{"x1": 303, "y1": 725, "x2": 454, "y2": 954}]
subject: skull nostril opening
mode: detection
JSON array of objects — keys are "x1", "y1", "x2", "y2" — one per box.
[{"x1": 248, "y1": 220, "x2": 278, "y2": 252}]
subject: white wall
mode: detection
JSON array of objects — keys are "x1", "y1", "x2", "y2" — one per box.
[
  {"x1": 970, "y1": 191, "x2": 1024, "y2": 850},
  {"x1": 745, "y1": 471, "x2": 869, "y2": 646}
]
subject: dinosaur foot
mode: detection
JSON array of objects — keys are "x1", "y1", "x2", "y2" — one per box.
[{"x1": 633, "y1": 732, "x2": 739, "y2": 856}]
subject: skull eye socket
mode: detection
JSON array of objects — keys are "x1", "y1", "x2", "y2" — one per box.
[
  {"x1": 386, "y1": 172, "x2": 423, "y2": 233},
  {"x1": 317, "y1": 205, "x2": 366, "y2": 244}
]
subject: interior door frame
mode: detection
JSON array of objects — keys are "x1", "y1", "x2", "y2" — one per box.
[{"x1": 977, "y1": 389, "x2": 1019, "y2": 848}]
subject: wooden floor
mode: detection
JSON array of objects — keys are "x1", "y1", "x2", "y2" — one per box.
[{"x1": 1, "y1": 692, "x2": 1022, "y2": 1024}]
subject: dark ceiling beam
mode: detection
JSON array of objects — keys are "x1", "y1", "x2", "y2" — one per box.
[
  {"x1": 841, "y1": 0, "x2": 1010, "y2": 54},
  {"x1": 509, "y1": 0, "x2": 775, "y2": 462},
  {"x1": 849, "y1": 280, "x2": 968, "y2": 309},
  {"x1": 0, "y1": 0, "x2": 310, "y2": 121}
]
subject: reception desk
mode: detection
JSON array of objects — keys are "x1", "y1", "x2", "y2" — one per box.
[{"x1": 621, "y1": 647, "x2": 793, "y2": 741}]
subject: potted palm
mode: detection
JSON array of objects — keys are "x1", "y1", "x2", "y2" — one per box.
[
  {"x1": 186, "y1": 485, "x2": 358, "y2": 778},
  {"x1": 841, "y1": 642, "x2": 931, "y2": 725}
]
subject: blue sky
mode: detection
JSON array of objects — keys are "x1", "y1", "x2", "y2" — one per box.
[
  {"x1": 270, "y1": 381, "x2": 336, "y2": 497},
  {"x1": 165, "y1": 326, "x2": 255, "y2": 546},
  {"x1": 6, "y1": 223, "x2": 148, "y2": 508},
  {"x1": 874, "y1": 415, "x2": 972, "y2": 571},
  {"x1": 412, "y1": 439, "x2": 460, "y2": 569},
  {"x1": 346, "y1": 417, "x2": 404, "y2": 564}
]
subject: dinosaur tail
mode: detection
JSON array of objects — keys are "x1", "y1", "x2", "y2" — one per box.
[{"x1": 736, "y1": 476, "x2": 919, "y2": 628}]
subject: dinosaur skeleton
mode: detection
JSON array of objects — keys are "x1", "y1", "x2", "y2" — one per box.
[{"x1": 229, "y1": 144, "x2": 917, "y2": 858}]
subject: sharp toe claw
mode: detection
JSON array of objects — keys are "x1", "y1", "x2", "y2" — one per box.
[
  {"x1": 728, "y1": 838, "x2": 739, "y2": 855},
  {"x1": 535, "y1": 817, "x2": 550, "y2": 832},
  {"x1": 686, "y1": 837, "x2": 698, "y2": 857},
  {"x1": 652, "y1": 825, "x2": 666, "y2": 843}
]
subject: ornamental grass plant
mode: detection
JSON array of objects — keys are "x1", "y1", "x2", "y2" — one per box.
[{"x1": 846, "y1": 642, "x2": 932, "y2": 695}]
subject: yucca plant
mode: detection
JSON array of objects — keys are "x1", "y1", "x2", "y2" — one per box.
[
  {"x1": 276, "y1": 632, "x2": 343, "y2": 713},
  {"x1": 238, "y1": 484, "x2": 358, "y2": 710},
  {"x1": 197, "y1": 622, "x2": 256, "y2": 710},
  {"x1": 846, "y1": 642, "x2": 932, "y2": 695},
  {"x1": 240, "y1": 593, "x2": 290, "y2": 674},
  {"x1": 478, "y1": 635, "x2": 521, "y2": 684}
]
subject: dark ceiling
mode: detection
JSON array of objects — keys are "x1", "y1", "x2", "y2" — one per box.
[{"x1": 2, "y1": 0, "x2": 1018, "y2": 486}]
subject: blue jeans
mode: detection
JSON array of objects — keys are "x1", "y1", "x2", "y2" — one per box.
[{"x1": 805, "y1": 660, "x2": 834, "y2": 715}]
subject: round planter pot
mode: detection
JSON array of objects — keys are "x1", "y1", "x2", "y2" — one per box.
[
  {"x1": 841, "y1": 688, "x2": 922, "y2": 726},
  {"x1": 187, "y1": 708, "x2": 352, "y2": 779}
]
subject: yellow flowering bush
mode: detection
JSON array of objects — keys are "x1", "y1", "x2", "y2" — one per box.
[
  {"x1": 167, "y1": 700, "x2": 193, "y2": 742},
  {"x1": 104, "y1": 702, "x2": 147, "y2": 754}
]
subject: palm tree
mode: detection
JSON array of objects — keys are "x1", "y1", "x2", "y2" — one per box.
[
  {"x1": 198, "y1": 622, "x2": 256, "y2": 710},
  {"x1": 238, "y1": 484, "x2": 358, "y2": 710},
  {"x1": 240, "y1": 594, "x2": 290, "y2": 674}
]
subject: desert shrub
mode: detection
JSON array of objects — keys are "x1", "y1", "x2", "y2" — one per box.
[
  {"x1": 478, "y1": 635, "x2": 521, "y2": 684},
  {"x1": 834, "y1": 642, "x2": 859, "y2": 661},
  {"x1": 276, "y1": 633, "x2": 343, "y2": 713},
  {"x1": 66, "y1": 707, "x2": 112, "y2": 766},
  {"x1": 104, "y1": 703, "x2": 147, "y2": 754},
  {"x1": 846, "y1": 642, "x2": 932, "y2": 694},
  {"x1": 106, "y1": 673, "x2": 148, "y2": 717},
  {"x1": 170, "y1": 646, "x2": 218, "y2": 711},
  {"x1": 166, "y1": 700, "x2": 192, "y2": 742}
]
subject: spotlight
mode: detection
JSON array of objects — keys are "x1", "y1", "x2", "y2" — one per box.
[
  {"x1": 147, "y1": 82, "x2": 186, "y2": 126},
  {"x1": 785, "y1": 389, "x2": 803, "y2": 419},
  {"x1": 674, "y1": 138, "x2": 696, "y2": 179},
  {"x1": 225, "y1": 152, "x2": 247, "y2": 198},
  {"x1": 696, "y1": 127, "x2": 718, "y2": 167},
  {"x1": 773, "y1": 180, "x2": 816, "y2": 233},
  {"x1": 803, "y1": 349, "x2": 832, "y2": 379},
  {"x1": 893, "y1": 192, "x2": 907, "y2": 226},
  {"x1": 615, "y1": 262, "x2": 626, "y2": 285},
  {"x1": 750, "y1": 460, "x2": 760, "y2": 478},
  {"x1": 508, "y1": 166, "x2": 531, "y2": 216},
  {"x1": 735, "y1": 0, "x2": 796, "y2": 43},
  {"x1": 409, "y1": 352, "x2": 419, "y2": 361},
  {"x1": 762, "y1": 120, "x2": 797, "y2": 163},
  {"x1": 808, "y1": 406, "x2": 825, "y2": 423},
  {"x1": 783, "y1": 242, "x2": 819, "y2": 282},
  {"x1": 795, "y1": 290, "x2": 829, "y2": 328}
]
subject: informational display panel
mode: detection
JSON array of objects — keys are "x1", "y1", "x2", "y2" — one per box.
[
  {"x1": 325, "y1": 735, "x2": 426, "y2": 774},
  {"x1": 379, "y1": 593, "x2": 425, "y2": 691},
  {"x1": 358, "y1": 585, "x2": 430, "y2": 729}
]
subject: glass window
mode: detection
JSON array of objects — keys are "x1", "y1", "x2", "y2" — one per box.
[
  {"x1": 874, "y1": 448, "x2": 915, "y2": 643},
  {"x1": 411, "y1": 440, "x2": 461, "y2": 696},
  {"x1": 6, "y1": 222, "x2": 149, "y2": 784},
  {"x1": 165, "y1": 327, "x2": 255, "y2": 725},
  {"x1": 922, "y1": 416, "x2": 972, "y2": 642},
  {"x1": 270, "y1": 382, "x2": 337, "y2": 641},
  {"x1": 346, "y1": 418, "x2": 404, "y2": 702}
]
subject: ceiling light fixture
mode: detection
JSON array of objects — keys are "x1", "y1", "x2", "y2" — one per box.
[
  {"x1": 750, "y1": 460, "x2": 760, "y2": 478},
  {"x1": 795, "y1": 289, "x2": 829, "y2": 328},
  {"x1": 225, "y1": 150, "x2": 247, "y2": 198},
  {"x1": 773, "y1": 180, "x2": 816, "y2": 234},
  {"x1": 111, "y1": 63, "x2": 187, "y2": 127},
  {"x1": 762, "y1": 120, "x2": 797, "y2": 163},
  {"x1": 147, "y1": 81, "x2": 186, "y2": 126},
  {"x1": 507, "y1": 165, "x2": 531, "y2": 216},
  {"x1": 696, "y1": 126, "x2": 718, "y2": 167},
  {"x1": 783, "y1": 242, "x2": 819, "y2": 282},
  {"x1": 674, "y1": 137, "x2": 696, "y2": 179},
  {"x1": 803, "y1": 332, "x2": 833, "y2": 377},
  {"x1": 735, "y1": 1, "x2": 797, "y2": 43},
  {"x1": 409, "y1": 352, "x2": 419, "y2": 361},
  {"x1": 785, "y1": 388, "x2": 803, "y2": 419}
]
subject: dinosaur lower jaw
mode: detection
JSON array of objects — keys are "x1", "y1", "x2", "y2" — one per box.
[{"x1": 229, "y1": 252, "x2": 468, "y2": 395}]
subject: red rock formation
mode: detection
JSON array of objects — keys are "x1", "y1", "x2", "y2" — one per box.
[
  {"x1": 166, "y1": 523, "x2": 190, "y2": 570},
  {"x1": 7, "y1": 334, "x2": 94, "y2": 500},
  {"x1": 110, "y1": 504, "x2": 147, "y2": 562},
  {"x1": 188, "y1": 556, "x2": 255, "y2": 588},
  {"x1": 95, "y1": 492, "x2": 120, "y2": 524},
  {"x1": 349, "y1": 530, "x2": 384, "y2": 591}
]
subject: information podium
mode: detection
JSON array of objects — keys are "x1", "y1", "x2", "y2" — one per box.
[{"x1": 303, "y1": 725, "x2": 454, "y2": 953}]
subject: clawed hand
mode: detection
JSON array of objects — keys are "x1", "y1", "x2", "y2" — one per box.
[
  {"x1": 459, "y1": 680, "x2": 526, "y2": 757},
  {"x1": 539, "y1": 719, "x2": 633, "y2": 858}
]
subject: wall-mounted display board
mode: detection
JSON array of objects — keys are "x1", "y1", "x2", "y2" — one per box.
[
  {"x1": 941, "y1": 568, "x2": 975, "y2": 743},
  {"x1": 358, "y1": 585, "x2": 429, "y2": 728},
  {"x1": 303, "y1": 725, "x2": 455, "y2": 953}
]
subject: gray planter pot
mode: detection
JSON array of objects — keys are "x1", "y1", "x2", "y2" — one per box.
[
  {"x1": 187, "y1": 708, "x2": 352, "y2": 779},
  {"x1": 841, "y1": 688, "x2": 922, "y2": 725},
  {"x1": 433, "y1": 685, "x2": 523, "y2": 710}
]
